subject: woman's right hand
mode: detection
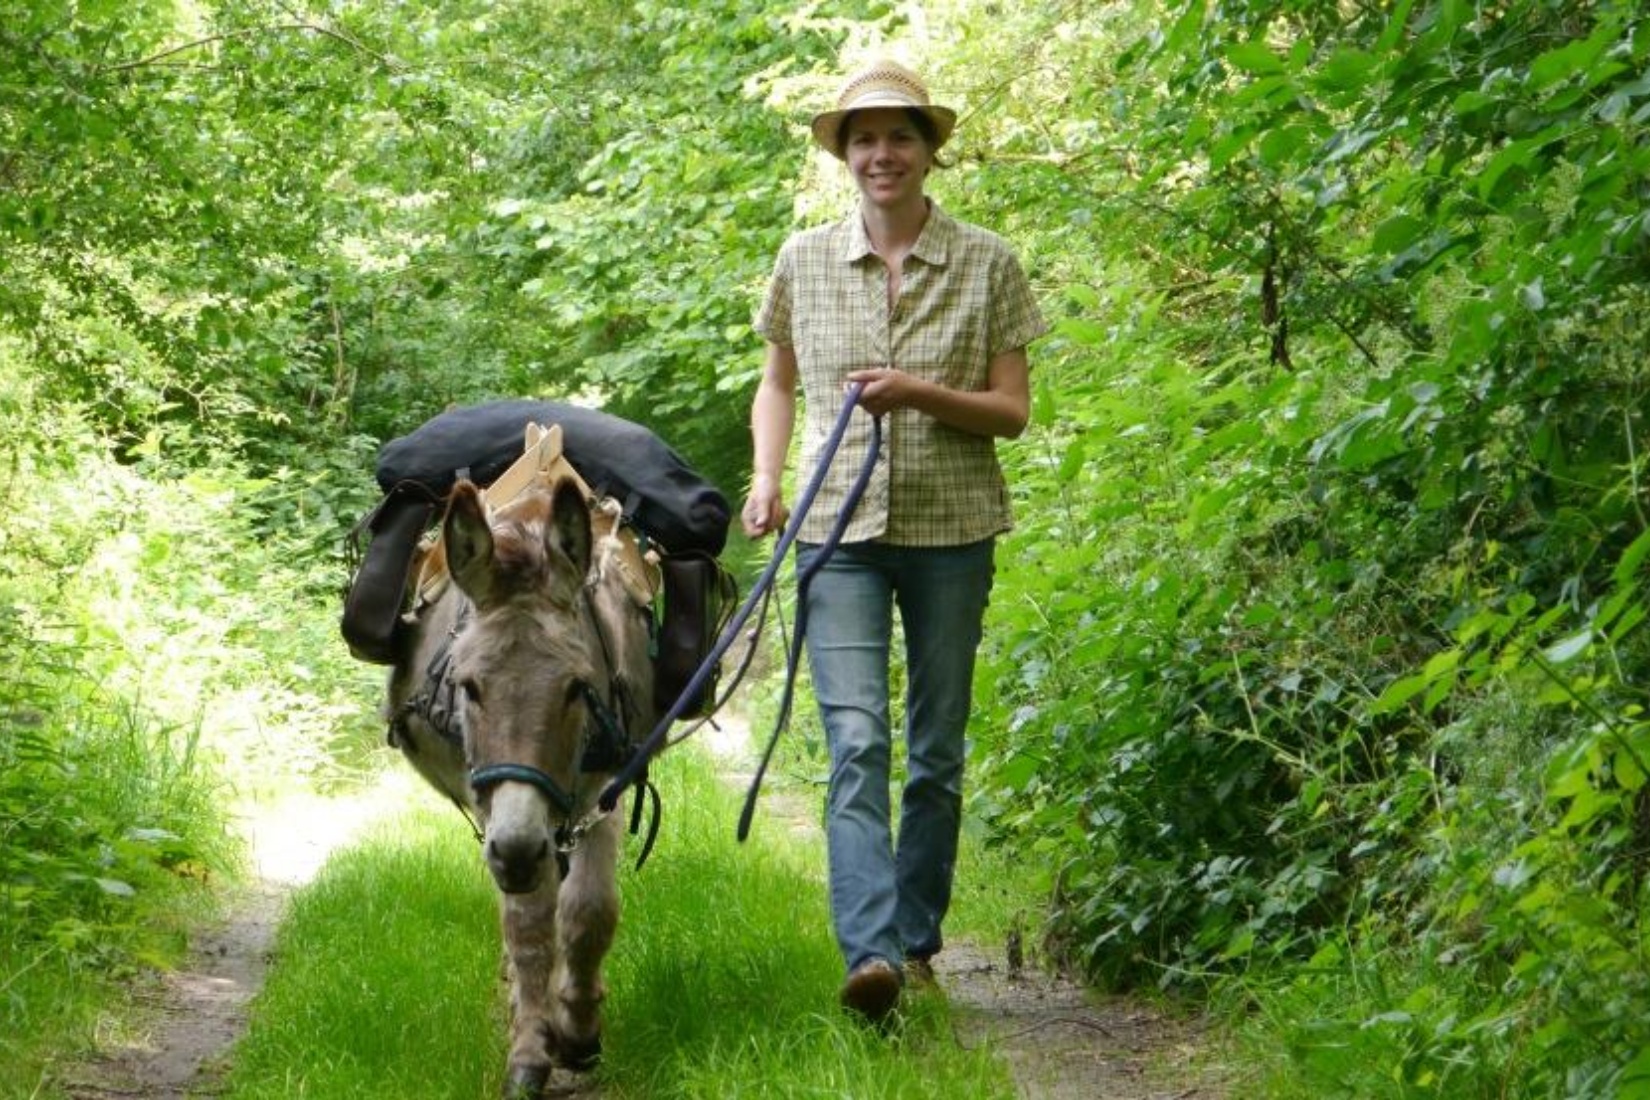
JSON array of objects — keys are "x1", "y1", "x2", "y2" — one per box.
[{"x1": 741, "y1": 478, "x2": 790, "y2": 539}]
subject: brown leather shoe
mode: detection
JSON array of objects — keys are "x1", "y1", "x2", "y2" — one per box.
[
  {"x1": 840, "y1": 957, "x2": 901, "y2": 1022},
  {"x1": 903, "y1": 955, "x2": 936, "y2": 989}
]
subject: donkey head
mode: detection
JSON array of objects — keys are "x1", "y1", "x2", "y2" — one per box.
[{"x1": 444, "y1": 477, "x2": 596, "y2": 894}]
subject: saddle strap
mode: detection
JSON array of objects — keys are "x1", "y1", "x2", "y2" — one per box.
[{"x1": 654, "y1": 552, "x2": 734, "y2": 716}]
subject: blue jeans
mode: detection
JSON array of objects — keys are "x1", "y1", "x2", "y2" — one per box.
[{"x1": 796, "y1": 538, "x2": 996, "y2": 974}]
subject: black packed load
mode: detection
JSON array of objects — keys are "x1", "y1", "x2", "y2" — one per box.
[
  {"x1": 343, "y1": 399, "x2": 732, "y2": 668},
  {"x1": 376, "y1": 399, "x2": 730, "y2": 556}
]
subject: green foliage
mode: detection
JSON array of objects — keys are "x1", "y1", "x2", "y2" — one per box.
[
  {"x1": 0, "y1": 398, "x2": 231, "y2": 1084},
  {"x1": 952, "y1": 0, "x2": 1650, "y2": 1094},
  {"x1": 7, "y1": 0, "x2": 1650, "y2": 1093},
  {"x1": 0, "y1": 325, "x2": 378, "y2": 1081},
  {"x1": 459, "y1": 0, "x2": 822, "y2": 496}
]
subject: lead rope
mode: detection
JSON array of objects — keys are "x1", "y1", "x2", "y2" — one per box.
[
  {"x1": 736, "y1": 408, "x2": 882, "y2": 841},
  {"x1": 598, "y1": 383, "x2": 881, "y2": 815}
]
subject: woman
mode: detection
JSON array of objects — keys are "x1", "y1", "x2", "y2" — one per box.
[{"x1": 743, "y1": 59, "x2": 1047, "y2": 1022}]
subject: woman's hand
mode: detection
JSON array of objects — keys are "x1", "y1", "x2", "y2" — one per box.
[
  {"x1": 848, "y1": 350, "x2": 1030, "y2": 438},
  {"x1": 846, "y1": 366, "x2": 922, "y2": 417},
  {"x1": 741, "y1": 476, "x2": 790, "y2": 538}
]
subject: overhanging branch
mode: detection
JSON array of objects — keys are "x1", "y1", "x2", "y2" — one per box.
[{"x1": 103, "y1": 21, "x2": 397, "y2": 74}]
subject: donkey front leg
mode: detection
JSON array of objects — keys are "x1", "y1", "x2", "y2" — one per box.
[
  {"x1": 500, "y1": 879, "x2": 560, "y2": 1099},
  {"x1": 549, "y1": 809, "x2": 623, "y2": 1071}
]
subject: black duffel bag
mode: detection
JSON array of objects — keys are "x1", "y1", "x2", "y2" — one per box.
[{"x1": 376, "y1": 399, "x2": 730, "y2": 555}]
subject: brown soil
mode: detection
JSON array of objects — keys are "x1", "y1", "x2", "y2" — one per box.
[
  {"x1": 933, "y1": 942, "x2": 1222, "y2": 1099},
  {"x1": 58, "y1": 884, "x2": 282, "y2": 1100}
]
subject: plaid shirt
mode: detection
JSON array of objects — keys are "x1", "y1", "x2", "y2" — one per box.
[{"x1": 754, "y1": 203, "x2": 1048, "y2": 546}]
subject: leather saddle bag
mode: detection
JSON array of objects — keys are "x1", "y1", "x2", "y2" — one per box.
[
  {"x1": 655, "y1": 551, "x2": 734, "y2": 718},
  {"x1": 340, "y1": 484, "x2": 437, "y2": 665}
]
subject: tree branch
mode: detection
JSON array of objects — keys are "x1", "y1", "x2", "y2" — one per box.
[{"x1": 103, "y1": 21, "x2": 397, "y2": 75}]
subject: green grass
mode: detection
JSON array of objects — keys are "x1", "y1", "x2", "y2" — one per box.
[
  {"x1": 218, "y1": 808, "x2": 503, "y2": 1098},
  {"x1": 0, "y1": 679, "x2": 233, "y2": 1099},
  {"x1": 221, "y1": 747, "x2": 1021, "y2": 1098}
]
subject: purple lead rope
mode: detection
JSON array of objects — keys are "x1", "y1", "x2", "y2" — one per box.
[{"x1": 598, "y1": 383, "x2": 882, "y2": 814}]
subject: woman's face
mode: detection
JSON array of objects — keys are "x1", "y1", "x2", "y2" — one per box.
[{"x1": 843, "y1": 108, "x2": 931, "y2": 210}]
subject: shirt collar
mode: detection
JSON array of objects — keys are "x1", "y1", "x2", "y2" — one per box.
[{"x1": 838, "y1": 201, "x2": 955, "y2": 266}]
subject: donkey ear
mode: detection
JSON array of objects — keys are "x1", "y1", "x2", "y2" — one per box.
[
  {"x1": 548, "y1": 480, "x2": 592, "y2": 580},
  {"x1": 444, "y1": 481, "x2": 499, "y2": 606}
]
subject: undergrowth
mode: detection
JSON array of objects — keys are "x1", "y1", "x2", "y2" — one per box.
[{"x1": 0, "y1": 355, "x2": 382, "y2": 1094}]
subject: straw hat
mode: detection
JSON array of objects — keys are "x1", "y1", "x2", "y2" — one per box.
[{"x1": 809, "y1": 60, "x2": 957, "y2": 160}]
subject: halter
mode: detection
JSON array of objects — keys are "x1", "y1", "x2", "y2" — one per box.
[
  {"x1": 469, "y1": 761, "x2": 577, "y2": 819},
  {"x1": 466, "y1": 676, "x2": 660, "y2": 875}
]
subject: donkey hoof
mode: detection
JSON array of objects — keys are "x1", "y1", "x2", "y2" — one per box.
[
  {"x1": 502, "y1": 1062, "x2": 551, "y2": 1099},
  {"x1": 555, "y1": 1033, "x2": 602, "y2": 1073}
]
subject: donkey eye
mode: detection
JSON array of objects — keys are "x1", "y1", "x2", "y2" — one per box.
[{"x1": 460, "y1": 679, "x2": 482, "y2": 706}]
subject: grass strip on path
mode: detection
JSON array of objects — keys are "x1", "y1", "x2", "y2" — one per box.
[{"x1": 217, "y1": 746, "x2": 1018, "y2": 1099}]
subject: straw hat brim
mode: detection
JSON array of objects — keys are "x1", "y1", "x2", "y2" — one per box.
[{"x1": 810, "y1": 97, "x2": 958, "y2": 160}]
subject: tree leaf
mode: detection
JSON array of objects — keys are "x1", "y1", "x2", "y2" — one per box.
[
  {"x1": 1369, "y1": 214, "x2": 1423, "y2": 257},
  {"x1": 1258, "y1": 124, "x2": 1310, "y2": 167},
  {"x1": 1613, "y1": 527, "x2": 1650, "y2": 587},
  {"x1": 1528, "y1": 29, "x2": 1611, "y2": 91},
  {"x1": 1372, "y1": 672, "x2": 1429, "y2": 714},
  {"x1": 1226, "y1": 41, "x2": 1285, "y2": 76},
  {"x1": 1057, "y1": 437, "x2": 1088, "y2": 484},
  {"x1": 1033, "y1": 378, "x2": 1058, "y2": 428},
  {"x1": 1056, "y1": 317, "x2": 1108, "y2": 346},
  {"x1": 1543, "y1": 629, "x2": 1593, "y2": 665},
  {"x1": 1313, "y1": 48, "x2": 1377, "y2": 93},
  {"x1": 1478, "y1": 128, "x2": 1568, "y2": 204}
]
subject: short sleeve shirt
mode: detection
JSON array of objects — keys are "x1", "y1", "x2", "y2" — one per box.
[{"x1": 754, "y1": 203, "x2": 1048, "y2": 546}]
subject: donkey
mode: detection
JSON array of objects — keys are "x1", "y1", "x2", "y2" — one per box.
[{"x1": 386, "y1": 475, "x2": 656, "y2": 1098}]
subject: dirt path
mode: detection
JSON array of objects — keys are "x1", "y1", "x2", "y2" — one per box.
[
  {"x1": 57, "y1": 775, "x2": 413, "y2": 1100},
  {"x1": 932, "y1": 943, "x2": 1220, "y2": 1099},
  {"x1": 60, "y1": 884, "x2": 282, "y2": 1100},
  {"x1": 703, "y1": 718, "x2": 1226, "y2": 1100}
]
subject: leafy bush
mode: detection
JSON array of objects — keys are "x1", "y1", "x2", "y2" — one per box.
[
  {"x1": 959, "y1": 1, "x2": 1650, "y2": 1093},
  {"x1": 0, "y1": 341, "x2": 376, "y2": 1081}
]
